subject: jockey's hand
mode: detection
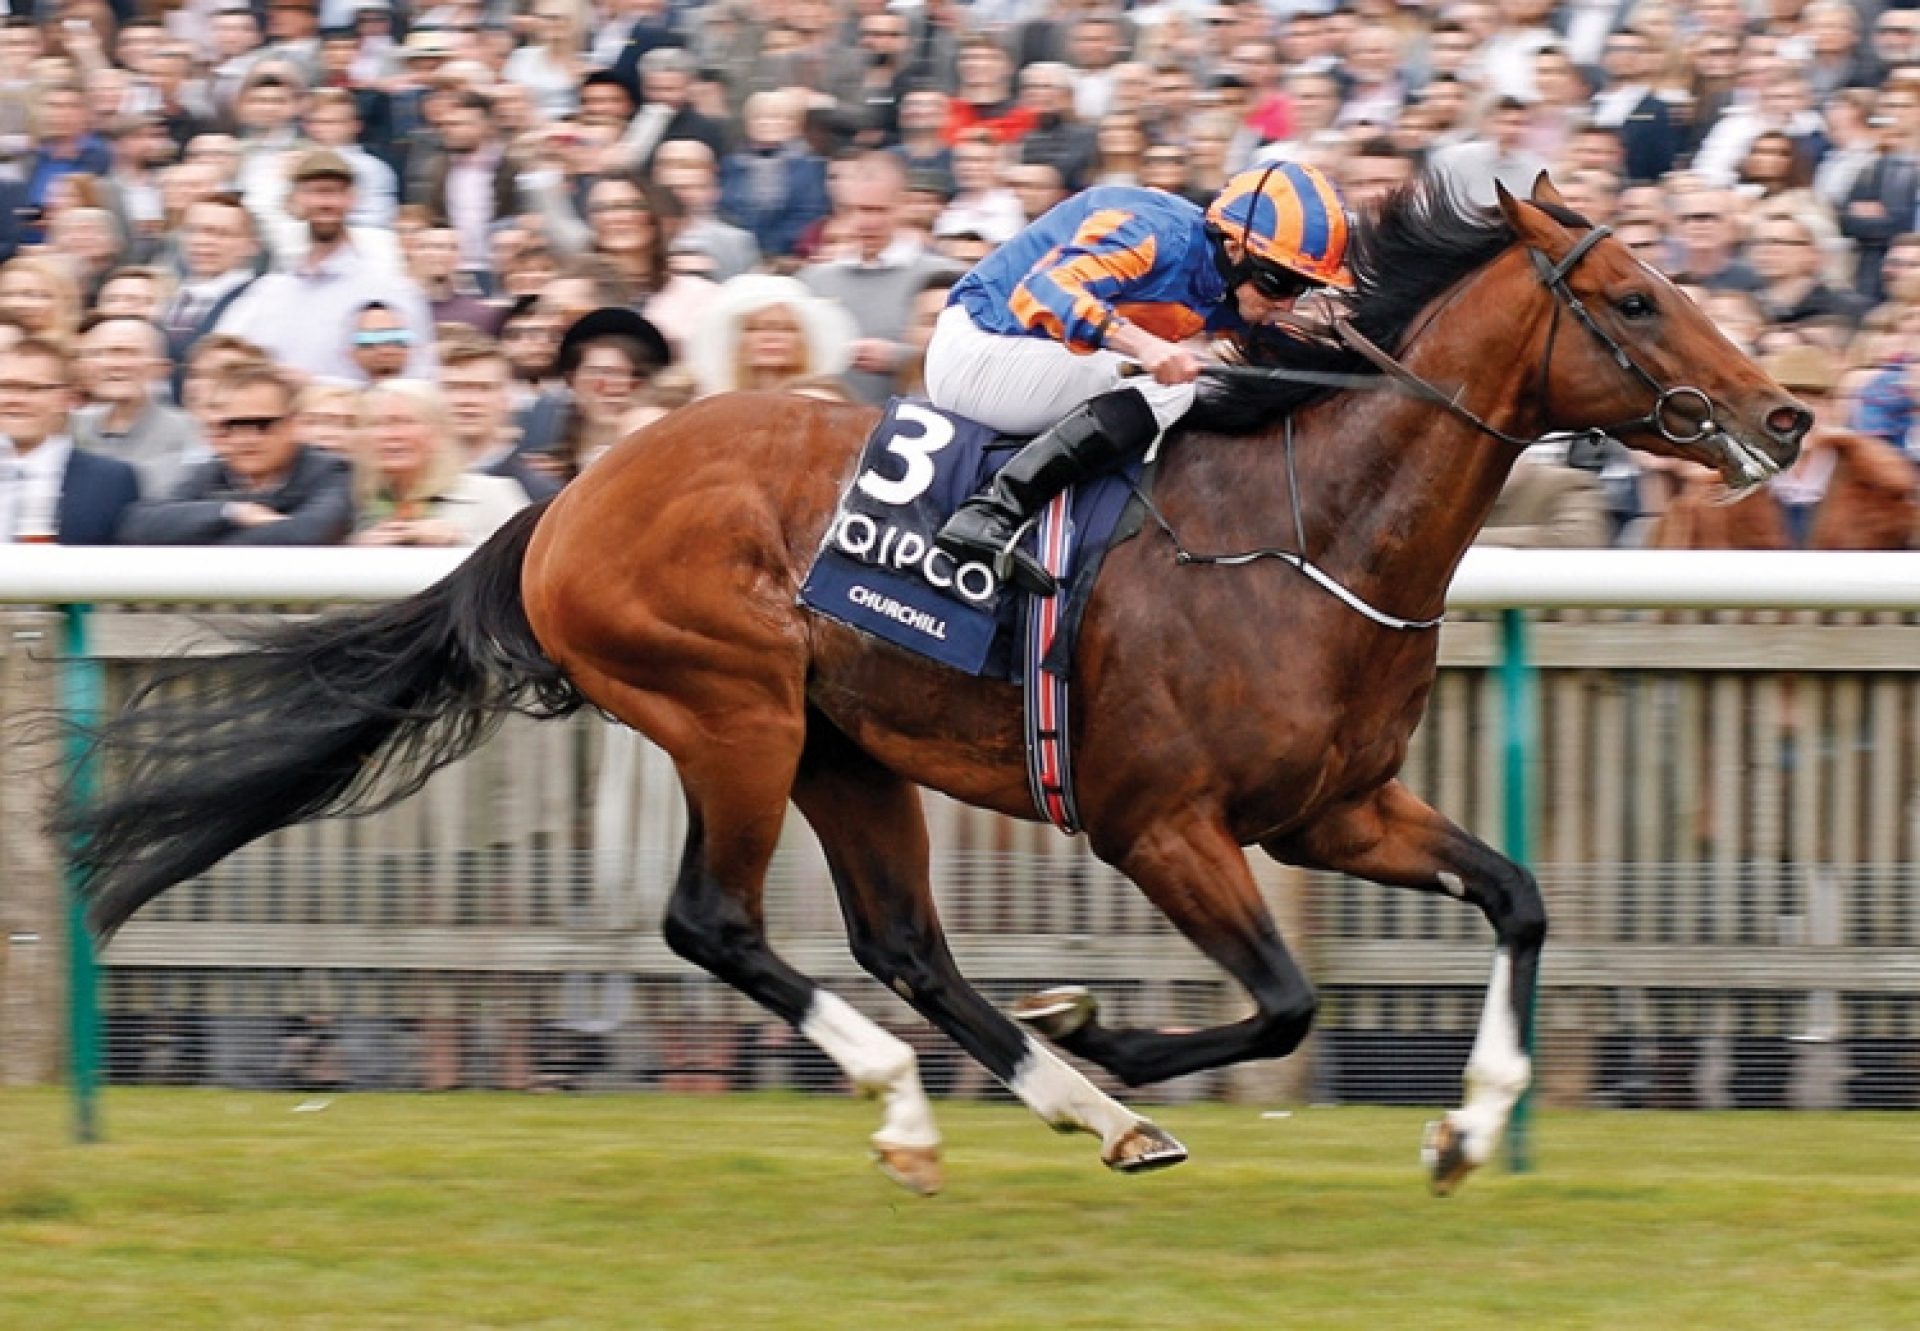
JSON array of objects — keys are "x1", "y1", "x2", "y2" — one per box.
[{"x1": 1137, "y1": 341, "x2": 1205, "y2": 386}]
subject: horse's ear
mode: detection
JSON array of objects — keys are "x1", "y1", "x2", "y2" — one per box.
[
  {"x1": 1494, "y1": 181, "x2": 1523, "y2": 226},
  {"x1": 1495, "y1": 182, "x2": 1573, "y2": 250},
  {"x1": 1529, "y1": 172, "x2": 1567, "y2": 207}
]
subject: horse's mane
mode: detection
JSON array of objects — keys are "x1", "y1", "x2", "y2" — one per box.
[{"x1": 1186, "y1": 183, "x2": 1591, "y2": 436}]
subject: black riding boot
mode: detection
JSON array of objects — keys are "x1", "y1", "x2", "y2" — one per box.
[{"x1": 934, "y1": 387, "x2": 1159, "y2": 596}]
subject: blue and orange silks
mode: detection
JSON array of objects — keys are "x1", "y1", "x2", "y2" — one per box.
[{"x1": 949, "y1": 186, "x2": 1245, "y2": 355}]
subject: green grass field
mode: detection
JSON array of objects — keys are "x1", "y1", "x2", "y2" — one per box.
[{"x1": 3, "y1": 1089, "x2": 1917, "y2": 1330}]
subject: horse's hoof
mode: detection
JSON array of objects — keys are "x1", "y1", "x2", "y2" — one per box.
[
  {"x1": 1421, "y1": 1117, "x2": 1476, "y2": 1197},
  {"x1": 874, "y1": 1143, "x2": 943, "y2": 1197},
  {"x1": 1104, "y1": 1120, "x2": 1188, "y2": 1174},
  {"x1": 1014, "y1": 985, "x2": 1098, "y2": 1041}
]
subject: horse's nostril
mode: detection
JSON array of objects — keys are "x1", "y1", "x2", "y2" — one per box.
[{"x1": 1766, "y1": 405, "x2": 1813, "y2": 443}]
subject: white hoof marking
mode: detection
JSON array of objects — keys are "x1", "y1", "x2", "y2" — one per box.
[
  {"x1": 1449, "y1": 950, "x2": 1533, "y2": 1164},
  {"x1": 801, "y1": 990, "x2": 941, "y2": 1150},
  {"x1": 1008, "y1": 1036, "x2": 1145, "y2": 1153}
]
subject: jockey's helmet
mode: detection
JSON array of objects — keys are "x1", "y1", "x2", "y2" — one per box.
[{"x1": 1205, "y1": 162, "x2": 1355, "y2": 293}]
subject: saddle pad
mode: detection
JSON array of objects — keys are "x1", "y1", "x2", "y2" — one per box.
[{"x1": 799, "y1": 397, "x2": 1142, "y2": 679}]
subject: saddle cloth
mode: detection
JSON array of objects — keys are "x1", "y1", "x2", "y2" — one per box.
[{"x1": 799, "y1": 397, "x2": 1142, "y2": 681}]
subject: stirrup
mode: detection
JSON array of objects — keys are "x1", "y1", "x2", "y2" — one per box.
[{"x1": 991, "y1": 519, "x2": 1057, "y2": 598}]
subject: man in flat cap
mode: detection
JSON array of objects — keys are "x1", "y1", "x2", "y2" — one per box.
[{"x1": 216, "y1": 147, "x2": 435, "y2": 382}]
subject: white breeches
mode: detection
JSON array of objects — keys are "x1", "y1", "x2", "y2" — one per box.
[{"x1": 923, "y1": 305, "x2": 1199, "y2": 436}]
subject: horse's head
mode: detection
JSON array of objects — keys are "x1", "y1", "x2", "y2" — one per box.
[{"x1": 1495, "y1": 176, "x2": 1809, "y2": 489}]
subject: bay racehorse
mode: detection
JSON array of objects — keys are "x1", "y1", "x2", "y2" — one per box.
[{"x1": 63, "y1": 179, "x2": 1808, "y2": 1196}]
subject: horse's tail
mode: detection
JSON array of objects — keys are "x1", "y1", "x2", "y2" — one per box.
[{"x1": 56, "y1": 499, "x2": 585, "y2": 940}]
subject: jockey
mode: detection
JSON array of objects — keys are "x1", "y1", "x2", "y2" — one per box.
[{"x1": 925, "y1": 161, "x2": 1354, "y2": 596}]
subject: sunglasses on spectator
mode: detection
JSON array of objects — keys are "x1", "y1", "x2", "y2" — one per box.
[
  {"x1": 216, "y1": 415, "x2": 284, "y2": 434},
  {"x1": 354, "y1": 329, "x2": 413, "y2": 347}
]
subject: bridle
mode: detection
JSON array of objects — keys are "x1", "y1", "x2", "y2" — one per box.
[
  {"x1": 1522, "y1": 226, "x2": 1722, "y2": 448},
  {"x1": 1148, "y1": 218, "x2": 1730, "y2": 633},
  {"x1": 1267, "y1": 223, "x2": 1727, "y2": 454}
]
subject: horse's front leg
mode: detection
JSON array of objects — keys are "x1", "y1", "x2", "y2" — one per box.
[
  {"x1": 1015, "y1": 808, "x2": 1320, "y2": 1086},
  {"x1": 1268, "y1": 779, "x2": 1547, "y2": 1196}
]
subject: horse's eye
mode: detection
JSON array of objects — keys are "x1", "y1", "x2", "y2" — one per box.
[{"x1": 1617, "y1": 293, "x2": 1656, "y2": 321}]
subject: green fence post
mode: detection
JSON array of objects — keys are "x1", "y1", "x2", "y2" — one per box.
[
  {"x1": 62, "y1": 603, "x2": 102, "y2": 1144},
  {"x1": 1500, "y1": 607, "x2": 1537, "y2": 1174}
]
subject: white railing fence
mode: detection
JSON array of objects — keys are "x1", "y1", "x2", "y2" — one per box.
[{"x1": 1, "y1": 547, "x2": 1915, "y2": 1118}]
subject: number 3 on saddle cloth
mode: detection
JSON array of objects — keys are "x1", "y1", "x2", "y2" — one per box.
[{"x1": 799, "y1": 397, "x2": 1147, "y2": 833}]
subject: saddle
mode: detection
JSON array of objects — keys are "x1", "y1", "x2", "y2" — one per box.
[{"x1": 799, "y1": 398, "x2": 1148, "y2": 832}]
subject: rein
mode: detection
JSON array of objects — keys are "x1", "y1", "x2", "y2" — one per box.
[
  {"x1": 1138, "y1": 222, "x2": 1728, "y2": 632},
  {"x1": 1134, "y1": 416, "x2": 1446, "y2": 632}
]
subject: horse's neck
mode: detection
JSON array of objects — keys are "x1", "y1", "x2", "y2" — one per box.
[{"x1": 1286, "y1": 299, "x2": 1548, "y2": 618}]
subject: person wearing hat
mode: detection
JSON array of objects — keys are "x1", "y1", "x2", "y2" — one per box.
[
  {"x1": 686, "y1": 273, "x2": 858, "y2": 399},
  {"x1": 215, "y1": 147, "x2": 435, "y2": 383},
  {"x1": 925, "y1": 160, "x2": 1356, "y2": 596},
  {"x1": 519, "y1": 306, "x2": 672, "y2": 482}
]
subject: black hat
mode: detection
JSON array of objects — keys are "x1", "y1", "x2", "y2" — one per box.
[{"x1": 556, "y1": 306, "x2": 672, "y2": 376}]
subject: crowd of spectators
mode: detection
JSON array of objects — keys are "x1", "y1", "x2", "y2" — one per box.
[{"x1": 2, "y1": 0, "x2": 1919, "y2": 550}]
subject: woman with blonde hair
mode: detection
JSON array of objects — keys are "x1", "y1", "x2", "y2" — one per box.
[
  {"x1": 0, "y1": 256, "x2": 82, "y2": 347},
  {"x1": 685, "y1": 273, "x2": 857, "y2": 399},
  {"x1": 502, "y1": 0, "x2": 588, "y2": 119},
  {"x1": 348, "y1": 380, "x2": 528, "y2": 547}
]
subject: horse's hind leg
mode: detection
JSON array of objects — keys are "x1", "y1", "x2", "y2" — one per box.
[
  {"x1": 791, "y1": 718, "x2": 1186, "y2": 1174},
  {"x1": 586, "y1": 675, "x2": 945, "y2": 1192},
  {"x1": 1272, "y1": 779, "x2": 1547, "y2": 1196}
]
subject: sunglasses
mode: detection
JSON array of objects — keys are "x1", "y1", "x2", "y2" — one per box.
[
  {"x1": 216, "y1": 415, "x2": 284, "y2": 434},
  {"x1": 354, "y1": 329, "x2": 413, "y2": 347},
  {"x1": 1245, "y1": 263, "x2": 1314, "y2": 301}
]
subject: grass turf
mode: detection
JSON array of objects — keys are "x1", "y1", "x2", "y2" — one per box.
[{"x1": 3, "y1": 1089, "x2": 1918, "y2": 1330}]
